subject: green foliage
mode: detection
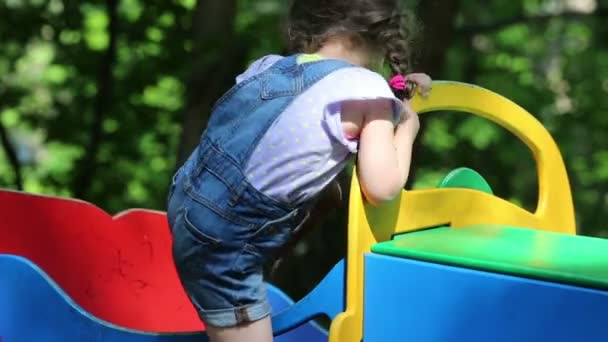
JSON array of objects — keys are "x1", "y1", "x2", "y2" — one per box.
[{"x1": 0, "y1": 0, "x2": 606, "y2": 223}]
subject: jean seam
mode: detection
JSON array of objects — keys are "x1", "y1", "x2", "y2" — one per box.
[{"x1": 184, "y1": 186, "x2": 254, "y2": 228}]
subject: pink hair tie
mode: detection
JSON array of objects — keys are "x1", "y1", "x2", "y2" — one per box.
[
  {"x1": 389, "y1": 74, "x2": 407, "y2": 91},
  {"x1": 389, "y1": 74, "x2": 413, "y2": 100}
]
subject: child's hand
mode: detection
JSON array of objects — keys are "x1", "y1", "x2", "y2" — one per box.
[{"x1": 407, "y1": 73, "x2": 432, "y2": 98}]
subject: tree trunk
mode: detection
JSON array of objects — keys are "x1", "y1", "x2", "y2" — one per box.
[
  {"x1": 415, "y1": 0, "x2": 462, "y2": 75},
  {"x1": 407, "y1": 0, "x2": 462, "y2": 187},
  {"x1": 73, "y1": 0, "x2": 118, "y2": 199},
  {"x1": 0, "y1": 119, "x2": 23, "y2": 190},
  {"x1": 176, "y1": 0, "x2": 242, "y2": 166}
]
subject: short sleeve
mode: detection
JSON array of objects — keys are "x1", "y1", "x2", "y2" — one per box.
[{"x1": 318, "y1": 68, "x2": 404, "y2": 153}]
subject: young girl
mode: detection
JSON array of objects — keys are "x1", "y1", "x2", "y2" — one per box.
[{"x1": 167, "y1": 0, "x2": 431, "y2": 341}]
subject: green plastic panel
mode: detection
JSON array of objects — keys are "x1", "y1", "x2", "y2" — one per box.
[
  {"x1": 437, "y1": 167, "x2": 494, "y2": 195},
  {"x1": 372, "y1": 225, "x2": 608, "y2": 289}
]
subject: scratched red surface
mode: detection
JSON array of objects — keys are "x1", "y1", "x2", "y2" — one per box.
[{"x1": 0, "y1": 190, "x2": 205, "y2": 333}]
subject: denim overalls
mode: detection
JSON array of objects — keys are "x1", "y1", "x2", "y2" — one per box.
[{"x1": 167, "y1": 55, "x2": 353, "y2": 328}]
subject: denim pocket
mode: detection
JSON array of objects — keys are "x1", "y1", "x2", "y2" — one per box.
[
  {"x1": 172, "y1": 207, "x2": 223, "y2": 279},
  {"x1": 234, "y1": 209, "x2": 309, "y2": 274},
  {"x1": 182, "y1": 208, "x2": 222, "y2": 246}
]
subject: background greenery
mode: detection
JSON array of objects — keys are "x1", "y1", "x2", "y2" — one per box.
[{"x1": 1, "y1": 0, "x2": 607, "y2": 299}]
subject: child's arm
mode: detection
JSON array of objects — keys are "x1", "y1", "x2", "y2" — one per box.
[
  {"x1": 354, "y1": 99, "x2": 419, "y2": 206},
  {"x1": 393, "y1": 100, "x2": 419, "y2": 186}
]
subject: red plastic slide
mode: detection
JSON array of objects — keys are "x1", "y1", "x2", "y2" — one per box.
[{"x1": 0, "y1": 190, "x2": 204, "y2": 333}]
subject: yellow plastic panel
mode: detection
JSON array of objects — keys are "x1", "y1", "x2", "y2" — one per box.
[{"x1": 328, "y1": 81, "x2": 576, "y2": 342}]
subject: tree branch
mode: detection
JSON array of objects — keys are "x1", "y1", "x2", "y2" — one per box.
[
  {"x1": 459, "y1": 8, "x2": 608, "y2": 35},
  {"x1": 0, "y1": 120, "x2": 23, "y2": 190},
  {"x1": 73, "y1": 0, "x2": 118, "y2": 199}
]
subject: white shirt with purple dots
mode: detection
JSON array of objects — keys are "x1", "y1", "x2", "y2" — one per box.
[{"x1": 238, "y1": 54, "x2": 403, "y2": 205}]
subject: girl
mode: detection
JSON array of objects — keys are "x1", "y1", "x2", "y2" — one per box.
[{"x1": 167, "y1": 0, "x2": 431, "y2": 341}]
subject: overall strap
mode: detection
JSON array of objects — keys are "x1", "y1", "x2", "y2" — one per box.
[{"x1": 203, "y1": 54, "x2": 356, "y2": 165}]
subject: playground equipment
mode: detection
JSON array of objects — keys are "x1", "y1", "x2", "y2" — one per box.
[{"x1": 1, "y1": 81, "x2": 608, "y2": 341}]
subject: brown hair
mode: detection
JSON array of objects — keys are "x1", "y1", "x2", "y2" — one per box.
[{"x1": 286, "y1": 0, "x2": 420, "y2": 75}]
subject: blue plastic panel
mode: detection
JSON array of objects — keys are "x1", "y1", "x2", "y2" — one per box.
[
  {"x1": 0, "y1": 255, "x2": 326, "y2": 342},
  {"x1": 272, "y1": 260, "x2": 344, "y2": 335},
  {"x1": 364, "y1": 253, "x2": 608, "y2": 342}
]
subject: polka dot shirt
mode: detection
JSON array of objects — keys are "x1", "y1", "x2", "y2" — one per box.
[{"x1": 238, "y1": 55, "x2": 403, "y2": 205}]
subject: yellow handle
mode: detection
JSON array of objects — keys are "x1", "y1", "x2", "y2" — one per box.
[{"x1": 410, "y1": 81, "x2": 575, "y2": 231}]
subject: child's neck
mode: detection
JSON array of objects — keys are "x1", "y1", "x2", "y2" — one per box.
[{"x1": 314, "y1": 38, "x2": 369, "y2": 67}]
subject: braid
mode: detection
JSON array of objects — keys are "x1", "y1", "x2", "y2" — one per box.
[
  {"x1": 380, "y1": 12, "x2": 420, "y2": 75},
  {"x1": 373, "y1": 11, "x2": 421, "y2": 99}
]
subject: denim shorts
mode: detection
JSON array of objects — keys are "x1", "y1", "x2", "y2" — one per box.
[{"x1": 167, "y1": 167, "x2": 309, "y2": 328}]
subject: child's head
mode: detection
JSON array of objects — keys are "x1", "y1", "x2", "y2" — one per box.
[{"x1": 287, "y1": 0, "x2": 419, "y2": 75}]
